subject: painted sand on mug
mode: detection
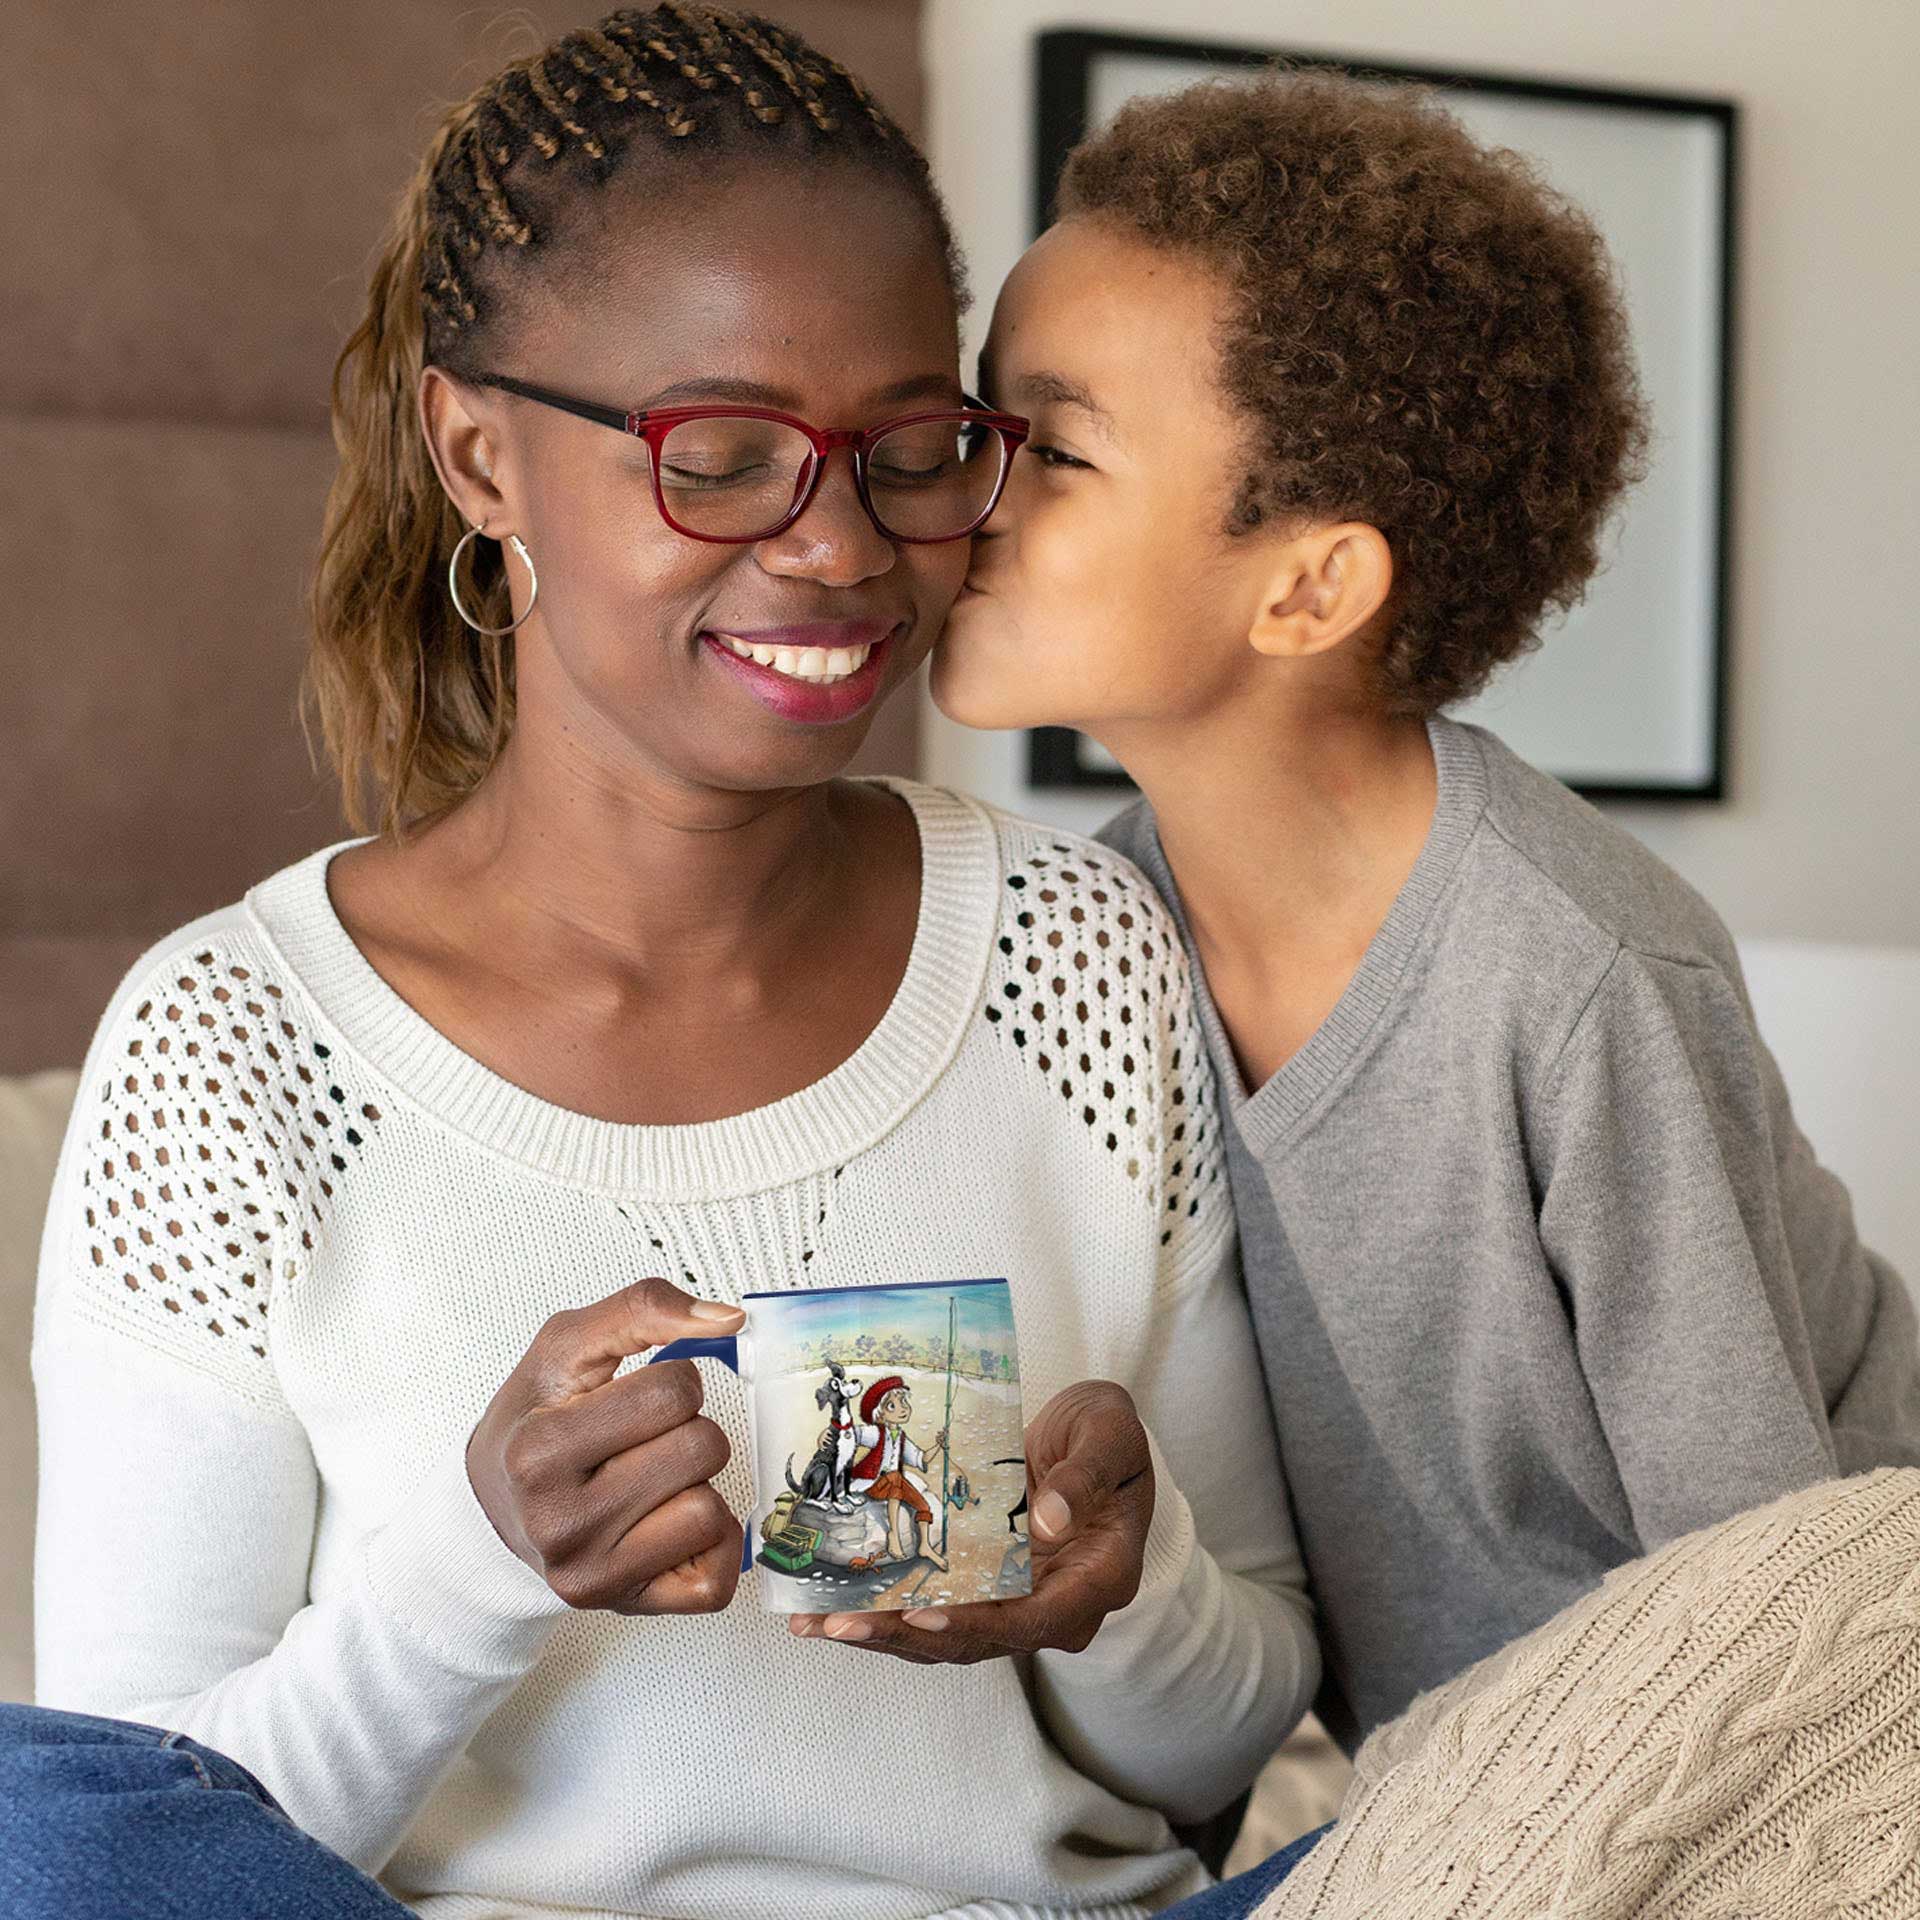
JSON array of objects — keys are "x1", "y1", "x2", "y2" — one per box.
[{"x1": 747, "y1": 1279, "x2": 1032, "y2": 1614}]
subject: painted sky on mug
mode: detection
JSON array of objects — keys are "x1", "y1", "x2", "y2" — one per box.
[{"x1": 760, "y1": 1280, "x2": 1016, "y2": 1360}]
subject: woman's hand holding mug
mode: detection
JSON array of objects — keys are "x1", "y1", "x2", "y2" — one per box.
[
  {"x1": 789, "y1": 1377, "x2": 1154, "y2": 1662},
  {"x1": 466, "y1": 1276, "x2": 747, "y2": 1616}
]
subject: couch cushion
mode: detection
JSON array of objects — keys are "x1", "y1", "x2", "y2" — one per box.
[
  {"x1": 1228, "y1": 1716, "x2": 1352, "y2": 1875},
  {"x1": 0, "y1": 1069, "x2": 79, "y2": 1702}
]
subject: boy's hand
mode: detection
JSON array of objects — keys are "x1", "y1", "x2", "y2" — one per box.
[{"x1": 788, "y1": 1379, "x2": 1152, "y2": 1663}]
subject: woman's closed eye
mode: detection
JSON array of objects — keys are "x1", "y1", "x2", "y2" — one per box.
[{"x1": 660, "y1": 459, "x2": 778, "y2": 490}]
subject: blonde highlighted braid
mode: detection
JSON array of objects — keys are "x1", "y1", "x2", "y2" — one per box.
[{"x1": 306, "y1": 3, "x2": 964, "y2": 837}]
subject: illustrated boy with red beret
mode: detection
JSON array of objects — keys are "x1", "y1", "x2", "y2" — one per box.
[{"x1": 849, "y1": 1375, "x2": 958, "y2": 1570}]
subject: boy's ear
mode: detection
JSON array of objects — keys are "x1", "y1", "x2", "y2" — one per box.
[{"x1": 1248, "y1": 523, "x2": 1394, "y2": 661}]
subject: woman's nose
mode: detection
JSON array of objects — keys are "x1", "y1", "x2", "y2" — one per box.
[{"x1": 756, "y1": 451, "x2": 896, "y2": 586}]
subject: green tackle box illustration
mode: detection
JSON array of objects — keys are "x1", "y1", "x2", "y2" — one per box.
[{"x1": 757, "y1": 1522, "x2": 821, "y2": 1573}]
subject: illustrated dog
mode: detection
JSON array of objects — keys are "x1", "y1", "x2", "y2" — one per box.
[{"x1": 785, "y1": 1359, "x2": 861, "y2": 1512}]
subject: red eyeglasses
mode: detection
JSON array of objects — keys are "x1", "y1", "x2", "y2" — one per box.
[{"x1": 467, "y1": 372, "x2": 1030, "y2": 546}]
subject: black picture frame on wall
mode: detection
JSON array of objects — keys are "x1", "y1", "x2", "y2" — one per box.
[{"x1": 1025, "y1": 30, "x2": 1737, "y2": 802}]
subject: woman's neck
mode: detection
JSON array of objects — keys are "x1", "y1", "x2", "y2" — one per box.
[
  {"x1": 1100, "y1": 700, "x2": 1437, "y2": 1089},
  {"x1": 431, "y1": 718, "x2": 863, "y2": 985},
  {"x1": 327, "y1": 706, "x2": 921, "y2": 1126}
]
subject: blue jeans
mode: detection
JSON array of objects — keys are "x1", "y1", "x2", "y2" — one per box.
[
  {"x1": 1160, "y1": 1820, "x2": 1330, "y2": 1918},
  {"x1": 0, "y1": 1703, "x2": 408, "y2": 1919},
  {"x1": 2, "y1": 1701, "x2": 1324, "y2": 1919}
]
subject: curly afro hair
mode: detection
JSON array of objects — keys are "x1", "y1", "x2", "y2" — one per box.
[{"x1": 1059, "y1": 68, "x2": 1651, "y2": 716}]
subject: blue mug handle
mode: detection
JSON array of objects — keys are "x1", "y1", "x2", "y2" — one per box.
[{"x1": 648, "y1": 1335, "x2": 752, "y2": 1572}]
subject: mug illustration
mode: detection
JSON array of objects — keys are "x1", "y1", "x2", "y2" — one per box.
[{"x1": 655, "y1": 1277, "x2": 1031, "y2": 1614}]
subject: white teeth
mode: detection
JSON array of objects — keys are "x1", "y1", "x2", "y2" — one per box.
[{"x1": 717, "y1": 634, "x2": 875, "y2": 684}]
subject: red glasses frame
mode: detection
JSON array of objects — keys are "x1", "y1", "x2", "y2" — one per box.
[{"x1": 467, "y1": 372, "x2": 1030, "y2": 545}]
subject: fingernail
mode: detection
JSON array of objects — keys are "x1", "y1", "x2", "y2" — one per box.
[
  {"x1": 1034, "y1": 1490, "x2": 1072, "y2": 1537},
  {"x1": 904, "y1": 1609, "x2": 949, "y2": 1631},
  {"x1": 826, "y1": 1617, "x2": 872, "y2": 1641},
  {"x1": 690, "y1": 1299, "x2": 741, "y2": 1321}
]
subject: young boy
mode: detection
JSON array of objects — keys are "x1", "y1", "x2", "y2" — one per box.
[
  {"x1": 935, "y1": 68, "x2": 1920, "y2": 1756},
  {"x1": 848, "y1": 1374, "x2": 955, "y2": 1568}
]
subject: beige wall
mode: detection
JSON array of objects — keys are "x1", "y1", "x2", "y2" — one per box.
[
  {"x1": 919, "y1": 0, "x2": 1920, "y2": 947},
  {"x1": 1, "y1": 0, "x2": 927, "y2": 1074}
]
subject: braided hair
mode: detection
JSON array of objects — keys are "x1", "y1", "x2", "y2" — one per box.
[{"x1": 307, "y1": 3, "x2": 966, "y2": 837}]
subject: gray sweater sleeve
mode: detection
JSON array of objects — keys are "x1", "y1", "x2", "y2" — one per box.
[{"x1": 1534, "y1": 944, "x2": 1920, "y2": 1546}]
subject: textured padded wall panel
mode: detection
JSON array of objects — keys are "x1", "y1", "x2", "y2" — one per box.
[
  {"x1": 0, "y1": 417, "x2": 339, "y2": 936},
  {"x1": 3, "y1": 1, "x2": 928, "y2": 1074},
  {"x1": 0, "y1": 1, "x2": 927, "y2": 427},
  {"x1": 0, "y1": 939, "x2": 156, "y2": 1080}
]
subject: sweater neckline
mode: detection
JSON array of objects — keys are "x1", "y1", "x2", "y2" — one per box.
[
  {"x1": 1146, "y1": 716, "x2": 1489, "y2": 1158},
  {"x1": 243, "y1": 778, "x2": 999, "y2": 1200}
]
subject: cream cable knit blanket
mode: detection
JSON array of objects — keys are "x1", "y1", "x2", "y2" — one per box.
[{"x1": 1261, "y1": 1469, "x2": 1920, "y2": 1918}]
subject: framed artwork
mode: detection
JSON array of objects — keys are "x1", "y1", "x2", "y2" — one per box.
[{"x1": 1026, "y1": 30, "x2": 1737, "y2": 802}]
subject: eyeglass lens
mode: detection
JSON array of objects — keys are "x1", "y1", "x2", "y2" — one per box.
[{"x1": 655, "y1": 416, "x2": 1004, "y2": 541}]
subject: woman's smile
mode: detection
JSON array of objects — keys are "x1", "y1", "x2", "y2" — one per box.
[{"x1": 701, "y1": 617, "x2": 902, "y2": 724}]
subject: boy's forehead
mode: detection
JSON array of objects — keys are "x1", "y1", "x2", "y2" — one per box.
[
  {"x1": 1020, "y1": 220, "x2": 1216, "y2": 325},
  {"x1": 986, "y1": 222, "x2": 1232, "y2": 439}
]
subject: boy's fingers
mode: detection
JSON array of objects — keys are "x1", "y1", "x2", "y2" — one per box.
[{"x1": 524, "y1": 1275, "x2": 743, "y2": 1401}]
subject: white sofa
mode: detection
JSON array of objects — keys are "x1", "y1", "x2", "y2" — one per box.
[{"x1": 0, "y1": 1068, "x2": 76, "y2": 1707}]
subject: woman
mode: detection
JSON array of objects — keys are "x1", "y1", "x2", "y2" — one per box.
[{"x1": 8, "y1": 9, "x2": 1315, "y2": 1917}]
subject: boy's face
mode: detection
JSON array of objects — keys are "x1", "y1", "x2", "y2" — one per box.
[
  {"x1": 879, "y1": 1389, "x2": 911, "y2": 1425},
  {"x1": 933, "y1": 218, "x2": 1278, "y2": 743}
]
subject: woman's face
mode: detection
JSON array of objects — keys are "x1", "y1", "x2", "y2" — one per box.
[
  {"x1": 932, "y1": 217, "x2": 1269, "y2": 744},
  {"x1": 435, "y1": 163, "x2": 970, "y2": 797}
]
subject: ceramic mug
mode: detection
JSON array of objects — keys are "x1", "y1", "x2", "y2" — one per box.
[{"x1": 651, "y1": 1277, "x2": 1032, "y2": 1614}]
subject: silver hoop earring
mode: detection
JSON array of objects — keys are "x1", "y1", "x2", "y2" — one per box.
[{"x1": 448, "y1": 524, "x2": 537, "y2": 635}]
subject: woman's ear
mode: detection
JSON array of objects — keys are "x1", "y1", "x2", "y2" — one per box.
[
  {"x1": 419, "y1": 365, "x2": 511, "y2": 532},
  {"x1": 1247, "y1": 523, "x2": 1394, "y2": 661}
]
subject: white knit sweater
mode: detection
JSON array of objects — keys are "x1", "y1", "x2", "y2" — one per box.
[{"x1": 30, "y1": 779, "x2": 1317, "y2": 1920}]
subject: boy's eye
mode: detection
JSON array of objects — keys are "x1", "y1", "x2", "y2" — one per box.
[{"x1": 1026, "y1": 443, "x2": 1092, "y2": 472}]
